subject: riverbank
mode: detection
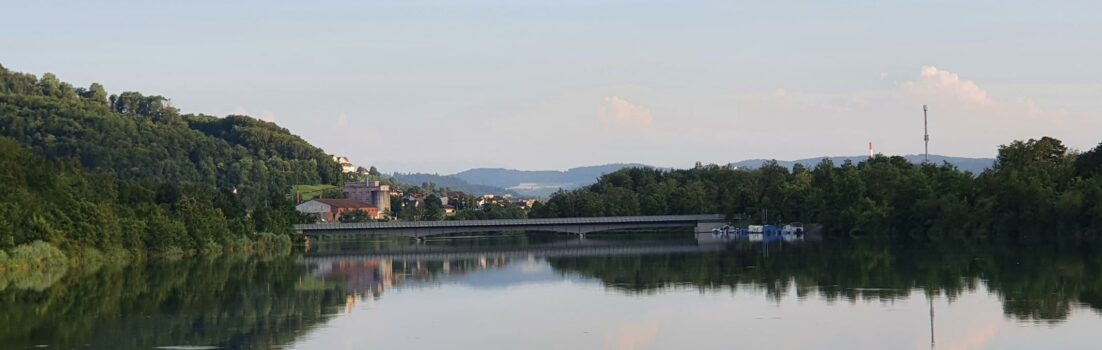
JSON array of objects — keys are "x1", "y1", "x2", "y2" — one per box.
[{"x1": 0, "y1": 233, "x2": 295, "y2": 281}]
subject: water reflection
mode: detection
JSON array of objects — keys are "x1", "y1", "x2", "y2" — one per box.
[
  {"x1": 2, "y1": 235, "x2": 1102, "y2": 349},
  {"x1": 0, "y1": 255, "x2": 348, "y2": 349}
]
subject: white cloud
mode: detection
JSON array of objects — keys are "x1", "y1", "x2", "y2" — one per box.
[
  {"x1": 904, "y1": 66, "x2": 992, "y2": 106},
  {"x1": 598, "y1": 96, "x2": 654, "y2": 130},
  {"x1": 903, "y1": 66, "x2": 1072, "y2": 121}
]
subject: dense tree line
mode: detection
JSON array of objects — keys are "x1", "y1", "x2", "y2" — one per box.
[
  {"x1": 0, "y1": 138, "x2": 302, "y2": 255},
  {"x1": 532, "y1": 137, "x2": 1102, "y2": 241},
  {"x1": 0, "y1": 65, "x2": 339, "y2": 256},
  {"x1": 0, "y1": 64, "x2": 341, "y2": 209}
]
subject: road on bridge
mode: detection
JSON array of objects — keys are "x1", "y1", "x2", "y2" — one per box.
[{"x1": 294, "y1": 214, "x2": 728, "y2": 239}]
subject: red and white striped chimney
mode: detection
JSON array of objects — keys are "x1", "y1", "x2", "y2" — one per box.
[{"x1": 868, "y1": 142, "x2": 874, "y2": 160}]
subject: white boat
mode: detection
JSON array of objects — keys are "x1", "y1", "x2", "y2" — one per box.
[{"x1": 782, "y1": 222, "x2": 805, "y2": 235}]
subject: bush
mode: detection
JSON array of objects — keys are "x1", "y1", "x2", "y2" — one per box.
[
  {"x1": 157, "y1": 246, "x2": 186, "y2": 260},
  {"x1": 248, "y1": 232, "x2": 292, "y2": 255},
  {"x1": 6, "y1": 241, "x2": 68, "y2": 270}
]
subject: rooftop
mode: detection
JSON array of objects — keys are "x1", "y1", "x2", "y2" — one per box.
[{"x1": 314, "y1": 199, "x2": 377, "y2": 209}]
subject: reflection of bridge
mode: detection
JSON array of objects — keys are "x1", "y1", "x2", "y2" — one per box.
[
  {"x1": 298, "y1": 238, "x2": 726, "y2": 266},
  {"x1": 294, "y1": 215, "x2": 728, "y2": 238}
]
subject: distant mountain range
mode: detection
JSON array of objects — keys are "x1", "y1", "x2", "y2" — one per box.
[
  {"x1": 454, "y1": 164, "x2": 650, "y2": 197},
  {"x1": 391, "y1": 156, "x2": 994, "y2": 199},
  {"x1": 391, "y1": 173, "x2": 519, "y2": 196},
  {"x1": 391, "y1": 164, "x2": 649, "y2": 198},
  {"x1": 729, "y1": 154, "x2": 995, "y2": 174}
]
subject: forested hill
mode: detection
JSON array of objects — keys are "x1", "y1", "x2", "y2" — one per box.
[
  {"x1": 532, "y1": 137, "x2": 1102, "y2": 241},
  {"x1": 454, "y1": 164, "x2": 652, "y2": 197},
  {"x1": 0, "y1": 64, "x2": 342, "y2": 257},
  {"x1": 391, "y1": 173, "x2": 518, "y2": 196},
  {"x1": 0, "y1": 64, "x2": 341, "y2": 206},
  {"x1": 730, "y1": 155, "x2": 994, "y2": 174}
]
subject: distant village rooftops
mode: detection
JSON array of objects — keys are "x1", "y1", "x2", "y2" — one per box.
[
  {"x1": 333, "y1": 155, "x2": 355, "y2": 173},
  {"x1": 314, "y1": 198, "x2": 377, "y2": 209},
  {"x1": 295, "y1": 198, "x2": 379, "y2": 222}
]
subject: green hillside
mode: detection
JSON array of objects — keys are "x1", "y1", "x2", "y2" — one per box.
[
  {"x1": 292, "y1": 184, "x2": 339, "y2": 201},
  {"x1": 0, "y1": 64, "x2": 341, "y2": 207},
  {"x1": 0, "y1": 64, "x2": 339, "y2": 260}
]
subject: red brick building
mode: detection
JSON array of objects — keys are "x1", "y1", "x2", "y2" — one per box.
[{"x1": 295, "y1": 199, "x2": 379, "y2": 222}]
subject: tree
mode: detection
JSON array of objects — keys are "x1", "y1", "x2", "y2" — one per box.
[
  {"x1": 78, "y1": 82, "x2": 108, "y2": 104},
  {"x1": 422, "y1": 194, "x2": 445, "y2": 221},
  {"x1": 1074, "y1": 141, "x2": 1102, "y2": 178},
  {"x1": 340, "y1": 210, "x2": 371, "y2": 223}
]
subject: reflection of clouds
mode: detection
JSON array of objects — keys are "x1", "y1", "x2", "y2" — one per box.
[
  {"x1": 604, "y1": 320, "x2": 659, "y2": 350},
  {"x1": 910, "y1": 292, "x2": 1005, "y2": 350},
  {"x1": 923, "y1": 323, "x2": 1000, "y2": 350},
  {"x1": 519, "y1": 256, "x2": 543, "y2": 273}
]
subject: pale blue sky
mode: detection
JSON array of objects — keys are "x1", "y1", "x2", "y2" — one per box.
[{"x1": 3, "y1": 1, "x2": 1100, "y2": 173}]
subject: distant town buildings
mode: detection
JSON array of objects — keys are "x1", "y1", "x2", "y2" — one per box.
[
  {"x1": 295, "y1": 198, "x2": 379, "y2": 222},
  {"x1": 295, "y1": 178, "x2": 541, "y2": 222},
  {"x1": 477, "y1": 194, "x2": 496, "y2": 207},
  {"x1": 514, "y1": 199, "x2": 537, "y2": 209},
  {"x1": 343, "y1": 180, "x2": 392, "y2": 218},
  {"x1": 333, "y1": 156, "x2": 355, "y2": 173}
]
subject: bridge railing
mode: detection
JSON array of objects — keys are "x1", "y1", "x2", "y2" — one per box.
[{"x1": 294, "y1": 214, "x2": 726, "y2": 231}]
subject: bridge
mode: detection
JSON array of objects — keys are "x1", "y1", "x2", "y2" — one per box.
[{"x1": 294, "y1": 214, "x2": 728, "y2": 239}]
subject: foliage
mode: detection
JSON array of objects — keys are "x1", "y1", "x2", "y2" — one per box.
[
  {"x1": 0, "y1": 64, "x2": 341, "y2": 209},
  {"x1": 0, "y1": 138, "x2": 305, "y2": 254},
  {"x1": 293, "y1": 184, "x2": 340, "y2": 201},
  {"x1": 0, "y1": 64, "x2": 341, "y2": 256},
  {"x1": 2, "y1": 241, "x2": 68, "y2": 272},
  {"x1": 339, "y1": 210, "x2": 373, "y2": 223},
  {"x1": 245, "y1": 232, "x2": 293, "y2": 255},
  {"x1": 533, "y1": 136, "x2": 1102, "y2": 241},
  {"x1": 450, "y1": 202, "x2": 527, "y2": 220}
]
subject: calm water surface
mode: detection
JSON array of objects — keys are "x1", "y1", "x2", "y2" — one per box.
[{"x1": 2, "y1": 234, "x2": 1101, "y2": 349}]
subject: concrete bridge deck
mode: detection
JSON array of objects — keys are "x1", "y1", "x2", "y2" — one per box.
[{"x1": 294, "y1": 214, "x2": 728, "y2": 238}]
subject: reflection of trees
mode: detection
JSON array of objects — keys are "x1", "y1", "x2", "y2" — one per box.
[
  {"x1": 0, "y1": 255, "x2": 347, "y2": 349},
  {"x1": 548, "y1": 242, "x2": 1102, "y2": 322}
]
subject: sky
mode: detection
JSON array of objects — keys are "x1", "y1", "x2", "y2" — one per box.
[{"x1": 2, "y1": 0, "x2": 1100, "y2": 173}]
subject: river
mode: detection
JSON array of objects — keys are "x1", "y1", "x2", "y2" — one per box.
[{"x1": 2, "y1": 233, "x2": 1100, "y2": 349}]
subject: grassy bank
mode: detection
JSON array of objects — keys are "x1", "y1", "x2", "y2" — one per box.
[
  {"x1": 0, "y1": 241, "x2": 68, "y2": 272},
  {"x1": 292, "y1": 184, "x2": 339, "y2": 201},
  {"x1": 0, "y1": 233, "x2": 294, "y2": 279}
]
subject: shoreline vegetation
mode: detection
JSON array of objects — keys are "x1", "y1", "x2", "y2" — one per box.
[
  {"x1": 0, "y1": 236, "x2": 293, "y2": 288},
  {"x1": 0, "y1": 64, "x2": 333, "y2": 276},
  {"x1": 532, "y1": 137, "x2": 1102, "y2": 242}
]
